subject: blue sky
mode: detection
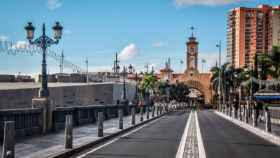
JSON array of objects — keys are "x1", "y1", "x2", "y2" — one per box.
[{"x1": 0, "y1": 0, "x2": 279, "y2": 75}]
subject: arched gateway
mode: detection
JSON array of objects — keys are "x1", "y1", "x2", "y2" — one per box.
[{"x1": 159, "y1": 30, "x2": 213, "y2": 104}]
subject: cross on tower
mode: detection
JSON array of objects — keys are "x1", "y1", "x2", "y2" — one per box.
[{"x1": 190, "y1": 26, "x2": 195, "y2": 37}]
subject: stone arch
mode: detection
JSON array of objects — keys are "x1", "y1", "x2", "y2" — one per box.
[{"x1": 184, "y1": 79, "x2": 212, "y2": 104}]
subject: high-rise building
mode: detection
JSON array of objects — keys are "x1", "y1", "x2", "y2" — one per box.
[{"x1": 227, "y1": 5, "x2": 280, "y2": 69}]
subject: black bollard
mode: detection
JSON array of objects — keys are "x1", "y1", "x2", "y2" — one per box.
[
  {"x1": 65, "y1": 115, "x2": 73, "y2": 149},
  {"x1": 118, "y1": 108, "x2": 123, "y2": 129},
  {"x1": 131, "y1": 107, "x2": 136, "y2": 125},
  {"x1": 97, "y1": 112, "x2": 104, "y2": 137}
]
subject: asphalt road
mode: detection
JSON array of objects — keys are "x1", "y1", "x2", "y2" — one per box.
[
  {"x1": 198, "y1": 110, "x2": 280, "y2": 158},
  {"x1": 74, "y1": 111, "x2": 189, "y2": 158}
]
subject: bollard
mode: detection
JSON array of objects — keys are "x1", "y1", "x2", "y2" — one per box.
[
  {"x1": 152, "y1": 106, "x2": 155, "y2": 117},
  {"x1": 146, "y1": 106, "x2": 150, "y2": 120},
  {"x1": 156, "y1": 106, "x2": 159, "y2": 116},
  {"x1": 245, "y1": 108, "x2": 249, "y2": 123},
  {"x1": 160, "y1": 107, "x2": 162, "y2": 115},
  {"x1": 131, "y1": 107, "x2": 136, "y2": 125},
  {"x1": 265, "y1": 110, "x2": 271, "y2": 133},
  {"x1": 253, "y1": 109, "x2": 257, "y2": 127},
  {"x1": 238, "y1": 108, "x2": 242, "y2": 121},
  {"x1": 140, "y1": 106, "x2": 144, "y2": 122},
  {"x1": 97, "y1": 112, "x2": 104, "y2": 137},
  {"x1": 2, "y1": 121, "x2": 15, "y2": 158},
  {"x1": 65, "y1": 115, "x2": 73, "y2": 149},
  {"x1": 118, "y1": 108, "x2": 123, "y2": 129}
]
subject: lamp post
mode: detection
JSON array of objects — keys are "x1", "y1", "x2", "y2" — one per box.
[
  {"x1": 122, "y1": 66, "x2": 127, "y2": 100},
  {"x1": 216, "y1": 41, "x2": 222, "y2": 110},
  {"x1": 25, "y1": 22, "x2": 63, "y2": 98}
]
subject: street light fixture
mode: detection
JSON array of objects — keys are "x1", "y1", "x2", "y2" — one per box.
[
  {"x1": 25, "y1": 22, "x2": 63, "y2": 98},
  {"x1": 128, "y1": 64, "x2": 134, "y2": 74},
  {"x1": 122, "y1": 66, "x2": 127, "y2": 100},
  {"x1": 216, "y1": 40, "x2": 222, "y2": 110}
]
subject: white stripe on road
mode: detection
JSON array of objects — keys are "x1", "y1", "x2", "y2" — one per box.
[
  {"x1": 195, "y1": 111, "x2": 206, "y2": 158},
  {"x1": 175, "y1": 111, "x2": 193, "y2": 158},
  {"x1": 76, "y1": 116, "x2": 164, "y2": 158}
]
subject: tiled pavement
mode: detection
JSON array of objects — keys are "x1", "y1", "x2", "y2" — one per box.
[
  {"x1": 0, "y1": 112, "x2": 150, "y2": 158},
  {"x1": 183, "y1": 112, "x2": 199, "y2": 158}
]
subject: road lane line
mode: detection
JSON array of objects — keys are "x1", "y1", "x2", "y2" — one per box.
[
  {"x1": 195, "y1": 111, "x2": 206, "y2": 158},
  {"x1": 76, "y1": 116, "x2": 165, "y2": 158},
  {"x1": 175, "y1": 111, "x2": 193, "y2": 158}
]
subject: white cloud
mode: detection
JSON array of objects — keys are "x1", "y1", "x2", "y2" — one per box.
[
  {"x1": 153, "y1": 41, "x2": 166, "y2": 48},
  {"x1": 11, "y1": 41, "x2": 29, "y2": 49},
  {"x1": 0, "y1": 35, "x2": 8, "y2": 41},
  {"x1": 119, "y1": 43, "x2": 138, "y2": 61},
  {"x1": 175, "y1": 0, "x2": 250, "y2": 6},
  {"x1": 47, "y1": 0, "x2": 62, "y2": 10}
]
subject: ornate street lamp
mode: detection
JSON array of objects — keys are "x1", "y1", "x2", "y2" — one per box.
[
  {"x1": 25, "y1": 22, "x2": 63, "y2": 98},
  {"x1": 128, "y1": 64, "x2": 134, "y2": 74},
  {"x1": 122, "y1": 66, "x2": 127, "y2": 100}
]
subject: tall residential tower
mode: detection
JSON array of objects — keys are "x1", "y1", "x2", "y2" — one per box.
[{"x1": 227, "y1": 5, "x2": 280, "y2": 69}]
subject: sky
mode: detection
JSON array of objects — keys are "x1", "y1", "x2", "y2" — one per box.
[{"x1": 0, "y1": 0, "x2": 279, "y2": 75}]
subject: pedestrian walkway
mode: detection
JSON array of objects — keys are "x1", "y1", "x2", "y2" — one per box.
[
  {"x1": 199, "y1": 110, "x2": 280, "y2": 158},
  {"x1": 0, "y1": 112, "x2": 150, "y2": 158}
]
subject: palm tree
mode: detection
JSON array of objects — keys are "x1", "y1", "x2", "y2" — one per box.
[
  {"x1": 270, "y1": 46, "x2": 280, "y2": 79},
  {"x1": 210, "y1": 62, "x2": 230, "y2": 104},
  {"x1": 139, "y1": 74, "x2": 157, "y2": 103}
]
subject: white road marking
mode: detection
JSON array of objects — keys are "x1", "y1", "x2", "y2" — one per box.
[
  {"x1": 195, "y1": 111, "x2": 206, "y2": 158},
  {"x1": 76, "y1": 116, "x2": 164, "y2": 158},
  {"x1": 175, "y1": 111, "x2": 193, "y2": 158}
]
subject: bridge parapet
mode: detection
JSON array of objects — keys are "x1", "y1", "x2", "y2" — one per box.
[{"x1": 0, "y1": 104, "x2": 150, "y2": 142}]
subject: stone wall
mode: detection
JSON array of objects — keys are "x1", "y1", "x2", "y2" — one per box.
[{"x1": 0, "y1": 82, "x2": 136, "y2": 109}]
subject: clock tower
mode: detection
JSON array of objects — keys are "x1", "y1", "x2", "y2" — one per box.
[{"x1": 186, "y1": 28, "x2": 199, "y2": 74}]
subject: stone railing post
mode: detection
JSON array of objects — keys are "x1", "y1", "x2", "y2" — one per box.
[
  {"x1": 131, "y1": 107, "x2": 136, "y2": 125},
  {"x1": 265, "y1": 110, "x2": 271, "y2": 133},
  {"x1": 97, "y1": 111, "x2": 103, "y2": 137},
  {"x1": 146, "y1": 106, "x2": 150, "y2": 120},
  {"x1": 140, "y1": 106, "x2": 144, "y2": 122},
  {"x1": 118, "y1": 107, "x2": 123, "y2": 130},
  {"x1": 152, "y1": 106, "x2": 155, "y2": 117},
  {"x1": 65, "y1": 115, "x2": 73, "y2": 149},
  {"x1": 32, "y1": 98, "x2": 54, "y2": 133},
  {"x1": 253, "y1": 109, "x2": 257, "y2": 127},
  {"x1": 2, "y1": 121, "x2": 15, "y2": 158}
]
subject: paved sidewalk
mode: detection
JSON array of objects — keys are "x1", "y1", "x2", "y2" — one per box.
[{"x1": 0, "y1": 112, "x2": 150, "y2": 158}]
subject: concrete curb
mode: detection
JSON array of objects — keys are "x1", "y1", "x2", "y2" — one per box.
[
  {"x1": 215, "y1": 111, "x2": 280, "y2": 146},
  {"x1": 49, "y1": 112, "x2": 168, "y2": 158}
]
